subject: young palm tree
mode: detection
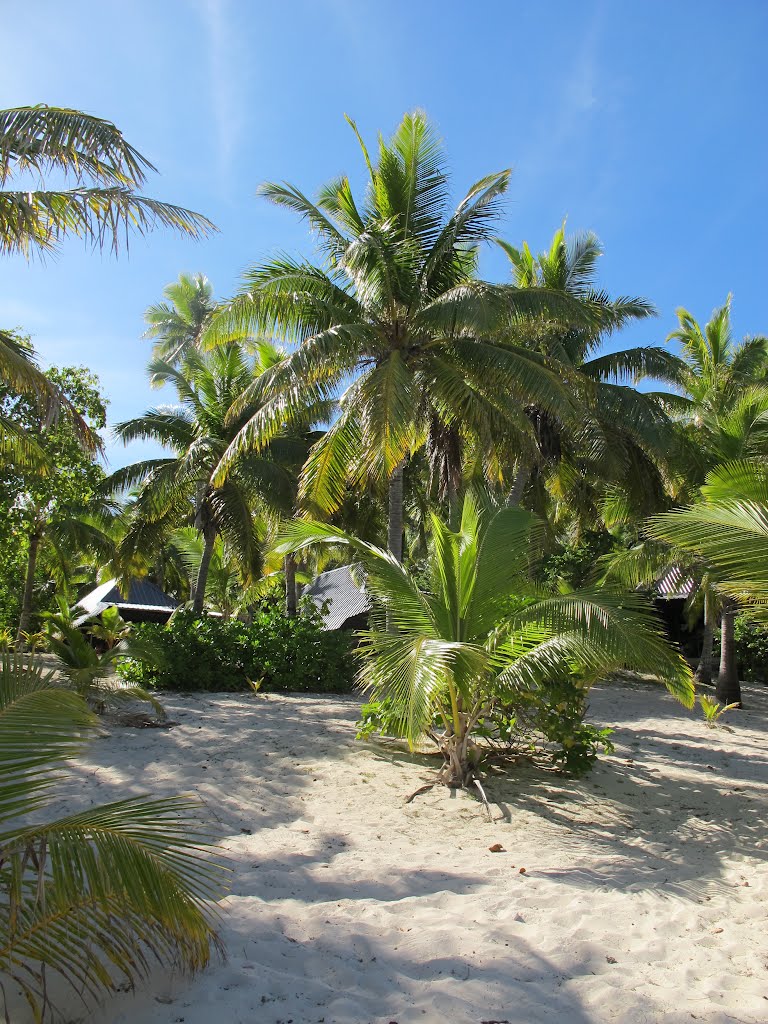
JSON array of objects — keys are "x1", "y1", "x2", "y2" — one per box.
[
  {"x1": 648, "y1": 459, "x2": 768, "y2": 704},
  {"x1": 0, "y1": 105, "x2": 214, "y2": 258},
  {"x1": 205, "y1": 112, "x2": 590, "y2": 560},
  {"x1": 278, "y1": 493, "x2": 693, "y2": 786},
  {"x1": 0, "y1": 650, "x2": 223, "y2": 1020},
  {"x1": 143, "y1": 272, "x2": 217, "y2": 368},
  {"x1": 110, "y1": 344, "x2": 308, "y2": 613}
]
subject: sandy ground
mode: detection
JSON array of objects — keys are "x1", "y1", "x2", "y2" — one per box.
[{"x1": 35, "y1": 682, "x2": 768, "y2": 1023}]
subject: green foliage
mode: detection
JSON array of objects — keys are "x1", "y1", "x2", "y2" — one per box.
[
  {"x1": 0, "y1": 648, "x2": 223, "y2": 1020},
  {"x1": 42, "y1": 600, "x2": 166, "y2": 716},
  {"x1": 359, "y1": 680, "x2": 615, "y2": 777},
  {"x1": 0, "y1": 363, "x2": 110, "y2": 632},
  {"x1": 720, "y1": 614, "x2": 768, "y2": 682},
  {"x1": 539, "y1": 532, "x2": 613, "y2": 589},
  {"x1": 118, "y1": 604, "x2": 356, "y2": 693},
  {"x1": 512, "y1": 679, "x2": 615, "y2": 775}
]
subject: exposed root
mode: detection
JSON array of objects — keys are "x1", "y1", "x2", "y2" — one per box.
[
  {"x1": 472, "y1": 777, "x2": 493, "y2": 822},
  {"x1": 404, "y1": 783, "x2": 435, "y2": 804}
]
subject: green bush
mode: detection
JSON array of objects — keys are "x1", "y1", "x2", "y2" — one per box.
[
  {"x1": 117, "y1": 603, "x2": 356, "y2": 693},
  {"x1": 357, "y1": 677, "x2": 614, "y2": 777},
  {"x1": 733, "y1": 615, "x2": 768, "y2": 683}
]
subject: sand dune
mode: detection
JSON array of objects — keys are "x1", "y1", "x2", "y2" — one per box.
[{"x1": 42, "y1": 682, "x2": 768, "y2": 1023}]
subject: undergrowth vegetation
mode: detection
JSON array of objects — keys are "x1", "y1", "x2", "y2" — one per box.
[{"x1": 118, "y1": 603, "x2": 356, "y2": 693}]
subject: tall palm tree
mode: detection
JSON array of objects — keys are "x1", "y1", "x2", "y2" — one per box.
[
  {"x1": 0, "y1": 105, "x2": 214, "y2": 258},
  {"x1": 278, "y1": 492, "x2": 693, "y2": 786},
  {"x1": 143, "y1": 272, "x2": 217, "y2": 368},
  {"x1": 110, "y1": 344, "x2": 308, "y2": 613},
  {"x1": 205, "y1": 111, "x2": 590, "y2": 560},
  {"x1": 496, "y1": 223, "x2": 678, "y2": 518},
  {"x1": 645, "y1": 298, "x2": 768, "y2": 686}
]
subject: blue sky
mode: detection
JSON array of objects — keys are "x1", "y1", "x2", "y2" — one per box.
[{"x1": 2, "y1": 0, "x2": 766, "y2": 468}]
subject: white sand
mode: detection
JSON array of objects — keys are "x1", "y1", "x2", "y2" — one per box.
[{"x1": 39, "y1": 683, "x2": 768, "y2": 1023}]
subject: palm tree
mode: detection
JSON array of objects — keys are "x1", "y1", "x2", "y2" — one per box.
[
  {"x1": 278, "y1": 492, "x2": 693, "y2": 786},
  {"x1": 110, "y1": 344, "x2": 307, "y2": 613},
  {"x1": 0, "y1": 105, "x2": 214, "y2": 258},
  {"x1": 143, "y1": 272, "x2": 217, "y2": 368},
  {"x1": 496, "y1": 223, "x2": 679, "y2": 517},
  {"x1": 0, "y1": 649, "x2": 222, "y2": 1020},
  {"x1": 169, "y1": 526, "x2": 263, "y2": 618},
  {"x1": 660, "y1": 297, "x2": 768, "y2": 465},
  {"x1": 644, "y1": 298, "x2": 768, "y2": 687},
  {"x1": 205, "y1": 112, "x2": 590, "y2": 560},
  {"x1": 648, "y1": 459, "x2": 768, "y2": 704}
]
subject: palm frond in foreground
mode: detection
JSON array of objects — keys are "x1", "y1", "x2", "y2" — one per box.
[{"x1": 0, "y1": 649, "x2": 224, "y2": 1021}]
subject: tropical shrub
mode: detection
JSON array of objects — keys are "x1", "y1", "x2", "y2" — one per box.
[
  {"x1": 278, "y1": 493, "x2": 694, "y2": 787},
  {"x1": 118, "y1": 603, "x2": 356, "y2": 693},
  {"x1": 359, "y1": 678, "x2": 614, "y2": 777},
  {"x1": 0, "y1": 648, "x2": 223, "y2": 1021},
  {"x1": 43, "y1": 602, "x2": 166, "y2": 717},
  {"x1": 733, "y1": 615, "x2": 768, "y2": 682}
]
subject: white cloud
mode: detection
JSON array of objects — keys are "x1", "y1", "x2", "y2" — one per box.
[{"x1": 194, "y1": 0, "x2": 244, "y2": 189}]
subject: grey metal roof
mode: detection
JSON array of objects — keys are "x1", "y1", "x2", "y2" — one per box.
[
  {"x1": 303, "y1": 565, "x2": 371, "y2": 630},
  {"x1": 654, "y1": 565, "x2": 695, "y2": 600},
  {"x1": 76, "y1": 578, "x2": 179, "y2": 619}
]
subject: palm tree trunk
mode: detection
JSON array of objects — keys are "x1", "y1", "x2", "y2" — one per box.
[
  {"x1": 387, "y1": 462, "x2": 405, "y2": 562},
  {"x1": 192, "y1": 532, "x2": 216, "y2": 615},
  {"x1": 284, "y1": 554, "x2": 297, "y2": 617},
  {"x1": 716, "y1": 600, "x2": 741, "y2": 706},
  {"x1": 695, "y1": 589, "x2": 715, "y2": 686},
  {"x1": 506, "y1": 464, "x2": 530, "y2": 507},
  {"x1": 17, "y1": 528, "x2": 41, "y2": 645},
  {"x1": 446, "y1": 478, "x2": 460, "y2": 530}
]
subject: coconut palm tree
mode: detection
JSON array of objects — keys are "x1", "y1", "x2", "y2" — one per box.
[
  {"x1": 0, "y1": 105, "x2": 214, "y2": 258},
  {"x1": 496, "y1": 223, "x2": 679, "y2": 517},
  {"x1": 205, "y1": 112, "x2": 591, "y2": 560},
  {"x1": 110, "y1": 343, "x2": 310, "y2": 613},
  {"x1": 278, "y1": 492, "x2": 693, "y2": 786},
  {"x1": 660, "y1": 298, "x2": 768, "y2": 461},
  {"x1": 642, "y1": 298, "x2": 768, "y2": 689},
  {"x1": 0, "y1": 650, "x2": 222, "y2": 1020},
  {"x1": 143, "y1": 273, "x2": 217, "y2": 368}
]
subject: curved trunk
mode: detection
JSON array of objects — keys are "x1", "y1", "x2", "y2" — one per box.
[
  {"x1": 17, "y1": 528, "x2": 41, "y2": 645},
  {"x1": 387, "y1": 462, "x2": 405, "y2": 562},
  {"x1": 284, "y1": 554, "x2": 297, "y2": 618},
  {"x1": 192, "y1": 532, "x2": 216, "y2": 615},
  {"x1": 506, "y1": 465, "x2": 530, "y2": 507},
  {"x1": 716, "y1": 600, "x2": 741, "y2": 706},
  {"x1": 695, "y1": 589, "x2": 715, "y2": 686}
]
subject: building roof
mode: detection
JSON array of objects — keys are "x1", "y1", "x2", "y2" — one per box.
[
  {"x1": 654, "y1": 564, "x2": 695, "y2": 600},
  {"x1": 76, "y1": 578, "x2": 179, "y2": 620},
  {"x1": 303, "y1": 565, "x2": 371, "y2": 630}
]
